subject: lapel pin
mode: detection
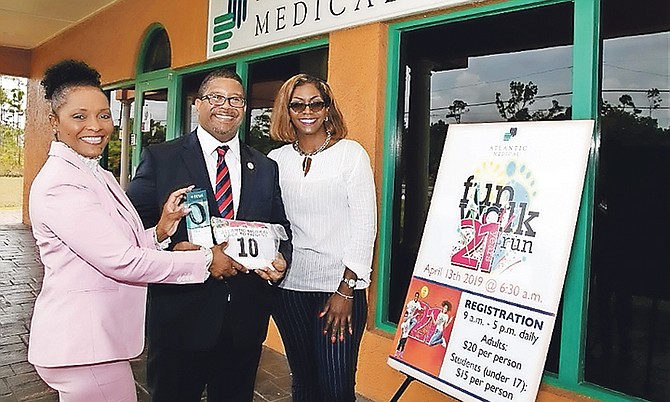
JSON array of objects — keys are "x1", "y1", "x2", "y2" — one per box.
[{"x1": 247, "y1": 162, "x2": 255, "y2": 170}]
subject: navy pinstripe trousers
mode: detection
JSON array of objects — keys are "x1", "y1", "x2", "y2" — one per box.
[{"x1": 273, "y1": 288, "x2": 367, "y2": 402}]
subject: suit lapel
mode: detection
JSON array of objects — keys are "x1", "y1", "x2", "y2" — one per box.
[
  {"x1": 237, "y1": 143, "x2": 257, "y2": 219},
  {"x1": 50, "y1": 141, "x2": 145, "y2": 245},
  {"x1": 100, "y1": 169, "x2": 145, "y2": 245}
]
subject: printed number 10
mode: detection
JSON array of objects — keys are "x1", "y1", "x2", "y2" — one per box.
[{"x1": 237, "y1": 237, "x2": 259, "y2": 257}]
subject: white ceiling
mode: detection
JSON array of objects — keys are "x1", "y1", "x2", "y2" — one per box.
[{"x1": 0, "y1": 0, "x2": 121, "y2": 49}]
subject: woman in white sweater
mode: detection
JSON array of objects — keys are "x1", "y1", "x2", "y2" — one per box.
[{"x1": 268, "y1": 74, "x2": 377, "y2": 402}]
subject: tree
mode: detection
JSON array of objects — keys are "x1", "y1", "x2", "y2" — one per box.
[
  {"x1": 531, "y1": 99, "x2": 571, "y2": 121},
  {"x1": 445, "y1": 100, "x2": 469, "y2": 123},
  {"x1": 495, "y1": 81, "x2": 538, "y2": 121},
  {"x1": 646, "y1": 88, "x2": 662, "y2": 117},
  {"x1": 600, "y1": 92, "x2": 669, "y2": 146},
  {"x1": 0, "y1": 79, "x2": 25, "y2": 176},
  {"x1": 248, "y1": 108, "x2": 282, "y2": 155}
]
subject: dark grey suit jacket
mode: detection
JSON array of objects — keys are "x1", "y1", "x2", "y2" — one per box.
[{"x1": 127, "y1": 131, "x2": 292, "y2": 351}]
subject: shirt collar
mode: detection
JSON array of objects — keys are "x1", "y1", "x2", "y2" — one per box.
[
  {"x1": 196, "y1": 125, "x2": 240, "y2": 161},
  {"x1": 50, "y1": 141, "x2": 104, "y2": 182}
]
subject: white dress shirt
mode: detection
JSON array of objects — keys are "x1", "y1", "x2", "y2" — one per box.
[
  {"x1": 268, "y1": 139, "x2": 377, "y2": 292},
  {"x1": 196, "y1": 126, "x2": 241, "y2": 218}
]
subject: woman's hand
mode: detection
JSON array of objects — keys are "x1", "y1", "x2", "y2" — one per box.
[
  {"x1": 172, "y1": 241, "x2": 201, "y2": 251},
  {"x1": 255, "y1": 252, "x2": 287, "y2": 283},
  {"x1": 155, "y1": 185, "x2": 194, "y2": 241},
  {"x1": 320, "y1": 289, "x2": 353, "y2": 343}
]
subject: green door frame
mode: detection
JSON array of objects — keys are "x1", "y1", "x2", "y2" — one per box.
[{"x1": 132, "y1": 73, "x2": 181, "y2": 168}]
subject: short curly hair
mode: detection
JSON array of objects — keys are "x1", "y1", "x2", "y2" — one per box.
[{"x1": 41, "y1": 59, "x2": 102, "y2": 111}]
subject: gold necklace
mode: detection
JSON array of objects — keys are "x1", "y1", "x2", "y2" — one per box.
[{"x1": 293, "y1": 133, "x2": 332, "y2": 176}]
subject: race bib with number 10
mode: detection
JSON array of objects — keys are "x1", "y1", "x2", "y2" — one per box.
[{"x1": 211, "y1": 217, "x2": 288, "y2": 269}]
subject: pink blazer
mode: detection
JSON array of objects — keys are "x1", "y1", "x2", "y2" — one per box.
[{"x1": 28, "y1": 141, "x2": 208, "y2": 367}]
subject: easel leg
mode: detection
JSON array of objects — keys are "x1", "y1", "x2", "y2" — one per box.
[{"x1": 390, "y1": 375, "x2": 415, "y2": 402}]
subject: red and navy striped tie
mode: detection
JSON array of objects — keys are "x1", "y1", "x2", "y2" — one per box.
[{"x1": 215, "y1": 145, "x2": 234, "y2": 219}]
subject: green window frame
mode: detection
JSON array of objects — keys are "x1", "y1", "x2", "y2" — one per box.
[
  {"x1": 174, "y1": 37, "x2": 329, "y2": 144},
  {"x1": 103, "y1": 22, "x2": 328, "y2": 173},
  {"x1": 373, "y1": 0, "x2": 647, "y2": 400}
]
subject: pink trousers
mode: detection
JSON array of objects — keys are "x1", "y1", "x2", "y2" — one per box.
[{"x1": 35, "y1": 360, "x2": 137, "y2": 402}]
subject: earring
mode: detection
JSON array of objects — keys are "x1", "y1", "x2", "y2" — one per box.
[{"x1": 325, "y1": 116, "x2": 329, "y2": 122}]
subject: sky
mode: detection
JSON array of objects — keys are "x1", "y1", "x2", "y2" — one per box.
[{"x1": 424, "y1": 31, "x2": 669, "y2": 128}]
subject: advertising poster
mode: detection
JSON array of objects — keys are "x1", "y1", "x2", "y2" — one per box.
[{"x1": 387, "y1": 121, "x2": 593, "y2": 402}]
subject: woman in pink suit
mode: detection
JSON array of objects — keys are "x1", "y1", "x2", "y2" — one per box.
[{"x1": 28, "y1": 59, "x2": 232, "y2": 402}]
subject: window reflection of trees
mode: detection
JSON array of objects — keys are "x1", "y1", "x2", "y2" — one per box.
[{"x1": 587, "y1": 2, "x2": 669, "y2": 395}]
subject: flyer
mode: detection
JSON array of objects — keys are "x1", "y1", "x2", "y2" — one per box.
[{"x1": 387, "y1": 121, "x2": 593, "y2": 402}]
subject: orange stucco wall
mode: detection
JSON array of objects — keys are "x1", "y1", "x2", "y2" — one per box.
[
  {"x1": 0, "y1": 46, "x2": 31, "y2": 77},
  {"x1": 22, "y1": 0, "x2": 211, "y2": 224}
]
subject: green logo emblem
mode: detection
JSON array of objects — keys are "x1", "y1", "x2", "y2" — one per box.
[
  {"x1": 212, "y1": 13, "x2": 235, "y2": 52},
  {"x1": 503, "y1": 128, "x2": 517, "y2": 141}
]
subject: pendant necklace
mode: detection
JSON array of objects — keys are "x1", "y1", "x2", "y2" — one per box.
[{"x1": 293, "y1": 133, "x2": 332, "y2": 176}]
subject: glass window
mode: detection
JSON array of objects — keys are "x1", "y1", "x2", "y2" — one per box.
[
  {"x1": 585, "y1": 0, "x2": 670, "y2": 399},
  {"x1": 387, "y1": 3, "x2": 574, "y2": 374},
  {"x1": 141, "y1": 28, "x2": 171, "y2": 73},
  {"x1": 140, "y1": 89, "x2": 168, "y2": 148},
  {"x1": 246, "y1": 48, "x2": 328, "y2": 154},
  {"x1": 106, "y1": 88, "x2": 135, "y2": 188},
  {"x1": 181, "y1": 67, "x2": 235, "y2": 135}
]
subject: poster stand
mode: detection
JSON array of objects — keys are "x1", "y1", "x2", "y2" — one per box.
[
  {"x1": 389, "y1": 375, "x2": 415, "y2": 402},
  {"x1": 385, "y1": 121, "x2": 594, "y2": 402}
]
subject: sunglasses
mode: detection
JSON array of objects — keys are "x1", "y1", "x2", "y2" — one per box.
[{"x1": 288, "y1": 100, "x2": 327, "y2": 113}]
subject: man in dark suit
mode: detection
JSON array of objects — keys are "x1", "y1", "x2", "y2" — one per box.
[{"x1": 127, "y1": 69, "x2": 292, "y2": 402}]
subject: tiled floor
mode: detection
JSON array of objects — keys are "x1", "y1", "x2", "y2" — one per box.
[{"x1": 0, "y1": 219, "x2": 373, "y2": 402}]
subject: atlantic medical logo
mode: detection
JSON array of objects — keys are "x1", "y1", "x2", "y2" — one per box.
[
  {"x1": 503, "y1": 127, "x2": 517, "y2": 141},
  {"x1": 212, "y1": 0, "x2": 249, "y2": 52}
]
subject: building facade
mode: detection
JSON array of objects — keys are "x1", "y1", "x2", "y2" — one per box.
[{"x1": 11, "y1": 0, "x2": 670, "y2": 401}]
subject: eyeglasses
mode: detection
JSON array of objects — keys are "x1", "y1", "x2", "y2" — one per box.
[
  {"x1": 200, "y1": 94, "x2": 246, "y2": 108},
  {"x1": 288, "y1": 100, "x2": 327, "y2": 113}
]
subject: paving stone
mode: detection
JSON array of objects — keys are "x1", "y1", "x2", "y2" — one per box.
[
  {"x1": 8, "y1": 364, "x2": 31, "y2": 376},
  {"x1": 6, "y1": 372, "x2": 41, "y2": 388},
  {"x1": 0, "y1": 378, "x2": 10, "y2": 395},
  {"x1": 0, "y1": 366, "x2": 13, "y2": 380},
  {"x1": 7, "y1": 380, "x2": 52, "y2": 402}
]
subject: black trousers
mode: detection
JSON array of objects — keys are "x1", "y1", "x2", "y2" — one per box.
[
  {"x1": 146, "y1": 312, "x2": 263, "y2": 402},
  {"x1": 273, "y1": 288, "x2": 367, "y2": 402}
]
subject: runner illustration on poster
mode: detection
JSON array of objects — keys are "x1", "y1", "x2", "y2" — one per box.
[
  {"x1": 387, "y1": 121, "x2": 593, "y2": 402},
  {"x1": 391, "y1": 280, "x2": 461, "y2": 376}
]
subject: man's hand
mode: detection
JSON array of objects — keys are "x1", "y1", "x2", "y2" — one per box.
[
  {"x1": 155, "y1": 185, "x2": 194, "y2": 241},
  {"x1": 255, "y1": 252, "x2": 287, "y2": 283},
  {"x1": 209, "y1": 242, "x2": 248, "y2": 279}
]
